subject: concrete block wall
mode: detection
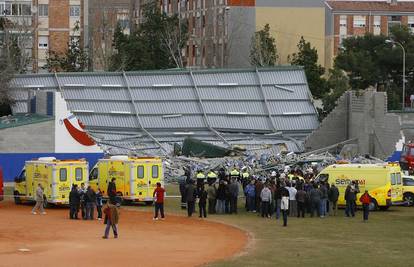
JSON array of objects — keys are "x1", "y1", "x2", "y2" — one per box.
[
  {"x1": 305, "y1": 89, "x2": 403, "y2": 159},
  {"x1": 304, "y1": 91, "x2": 349, "y2": 151},
  {"x1": 0, "y1": 121, "x2": 55, "y2": 153}
]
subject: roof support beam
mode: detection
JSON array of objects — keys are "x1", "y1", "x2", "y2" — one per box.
[
  {"x1": 189, "y1": 69, "x2": 231, "y2": 147},
  {"x1": 54, "y1": 72, "x2": 63, "y2": 92},
  {"x1": 255, "y1": 68, "x2": 278, "y2": 132},
  {"x1": 122, "y1": 71, "x2": 167, "y2": 154}
]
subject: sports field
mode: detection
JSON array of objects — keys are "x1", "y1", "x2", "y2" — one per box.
[{"x1": 2, "y1": 185, "x2": 414, "y2": 267}]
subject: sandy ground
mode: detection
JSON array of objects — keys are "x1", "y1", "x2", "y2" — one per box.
[{"x1": 0, "y1": 201, "x2": 247, "y2": 267}]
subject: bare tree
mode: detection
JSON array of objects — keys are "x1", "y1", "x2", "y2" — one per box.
[{"x1": 160, "y1": 14, "x2": 188, "y2": 69}]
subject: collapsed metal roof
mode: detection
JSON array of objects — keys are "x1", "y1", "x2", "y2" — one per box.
[{"x1": 10, "y1": 67, "x2": 319, "y2": 155}]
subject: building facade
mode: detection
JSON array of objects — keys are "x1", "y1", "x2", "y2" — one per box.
[{"x1": 326, "y1": 0, "x2": 414, "y2": 56}]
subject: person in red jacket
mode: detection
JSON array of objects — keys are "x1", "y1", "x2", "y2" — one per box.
[
  {"x1": 153, "y1": 182, "x2": 166, "y2": 220},
  {"x1": 359, "y1": 190, "x2": 372, "y2": 222}
]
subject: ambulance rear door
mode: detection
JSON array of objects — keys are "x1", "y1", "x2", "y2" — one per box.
[{"x1": 136, "y1": 164, "x2": 148, "y2": 200}]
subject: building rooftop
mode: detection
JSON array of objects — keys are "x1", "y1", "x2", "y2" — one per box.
[
  {"x1": 9, "y1": 67, "x2": 319, "y2": 155},
  {"x1": 326, "y1": 1, "x2": 414, "y2": 12},
  {"x1": 0, "y1": 114, "x2": 53, "y2": 130}
]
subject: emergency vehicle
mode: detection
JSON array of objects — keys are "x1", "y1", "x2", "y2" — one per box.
[
  {"x1": 315, "y1": 163, "x2": 404, "y2": 210},
  {"x1": 402, "y1": 175, "x2": 414, "y2": 206},
  {"x1": 89, "y1": 156, "x2": 163, "y2": 204},
  {"x1": 14, "y1": 157, "x2": 89, "y2": 206}
]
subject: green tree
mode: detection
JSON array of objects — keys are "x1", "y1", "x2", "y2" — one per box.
[
  {"x1": 46, "y1": 22, "x2": 89, "y2": 72},
  {"x1": 289, "y1": 37, "x2": 327, "y2": 99},
  {"x1": 110, "y1": 2, "x2": 188, "y2": 71},
  {"x1": 249, "y1": 24, "x2": 278, "y2": 67},
  {"x1": 321, "y1": 68, "x2": 350, "y2": 117}
]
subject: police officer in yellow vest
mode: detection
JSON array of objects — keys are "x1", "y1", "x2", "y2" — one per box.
[
  {"x1": 230, "y1": 168, "x2": 240, "y2": 182},
  {"x1": 196, "y1": 170, "x2": 206, "y2": 190},
  {"x1": 241, "y1": 169, "x2": 250, "y2": 190},
  {"x1": 207, "y1": 170, "x2": 218, "y2": 185}
]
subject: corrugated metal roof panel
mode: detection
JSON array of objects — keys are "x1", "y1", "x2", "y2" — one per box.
[
  {"x1": 198, "y1": 86, "x2": 262, "y2": 100},
  {"x1": 63, "y1": 87, "x2": 130, "y2": 101},
  {"x1": 57, "y1": 73, "x2": 124, "y2": 87},
  {"x1": 192, "y1": 71, "x2": 257, "y2": 86},
  {"x1": 203, "y1": 101, "x2": 267, "y2": 114},
  {"x1": 126, "y1": 73, "x2": 192, "y2": 87},
  {"x1": 258, "y1": 69, "x2": 307, "y2": 85},
  {"x1": 130, "y1": 87, "x2": 196, "y2": 100}
]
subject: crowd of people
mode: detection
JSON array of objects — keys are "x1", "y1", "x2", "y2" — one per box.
[{"x1": 179, "y1": 166, "x2": 373, "y2": 226}]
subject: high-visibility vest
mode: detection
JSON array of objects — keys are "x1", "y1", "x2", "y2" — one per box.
[
  {"x1": 207, "y1": 172, "x2": 217, "y2": 178},
  {"x1": 242, "y1": 172, "x2": 249, "y2": 179},
  {"x1": 196, "y1": 173, "x2": 206, "y2": 179},
  {"x1": 230, "y1": 170, "x2": 240, "y2": 177}
]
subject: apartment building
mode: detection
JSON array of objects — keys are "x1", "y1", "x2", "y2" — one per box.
[
  {"x1": 326, "y1": 0, "x2": 414, "y2": 56},
  {"x1": 158, "y1": 0, "x2": 329, "y2": 69}
]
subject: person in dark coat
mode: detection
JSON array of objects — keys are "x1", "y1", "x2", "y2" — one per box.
[
  {"x1": 345, "y1": 184, "x2": 356, "y2": 217},
  {"x1": 69, "y1": 184, "x2": 80, "y2": 219},
  {"x1": 328, "y1": 183, "x2": 340, "y2": 216},
  {"x1": 85, "y1": 186, "x2": 97, "y2": 220},
  {"x1": 296, "y1": 185, "x2": 307, "y2": 218},
  {"x1": 216, "y1": 180, "x2": 227, "y2": 214},
  {"x1": 107, "y1": 178, "x2": 117, "y2": 204},
  {"x1": 179, "y1": 176, "x2": 187, "y2": 210},
  {"x1": 78, "y1": 183, "x2": 87, "y2": 220},
  {"x1": 309, "y1": 184, "x2": 321, "y2": 217},
  {"x1": 228, "y1": 178, "x2": 239, "y2": 214},
  {"x1": 96, "y1": 188, "x2": 103, "y2": 220},
  {"x1": 198, "y1": 184, "x2": 208, "y2": 218},
  {"x1": 185, "y1": 180, "x2": 197, "y2": 217}
]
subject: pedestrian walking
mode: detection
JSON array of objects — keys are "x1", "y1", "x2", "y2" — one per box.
[
  {"x1": 360, "y1": 190, "x2": 372, "y2": 222},
  {"x1": 198, "y1": 184, "x2": 208, "y2": 218},
  {"x1": 280, "y1": 183, "x2": 290, "y2": 227},
  {"x1": 185, "y1": 180, "x2": 197, "y2": 217},
  {"x1": 102, "y1": 202, "x2": 119, "y2": 239},
  {"x1": 328, "y1": 184, "x2": 339, "y2": 216},
  {"x1": 31, "y1": 183, "x2": 46, "y2": 215},
  {"x1": 85, "y1": 186, "x2": 96, "y2": 220},
  {"x1": 96, "y1": 188, "x2": 103, "y2": 220},
  {"x1": 69, "y1": 184, "x2": 80, "y2": 219},
  {"x1": 153, "y1": 182, "x2": 166, "y2": 220},
  {"x1": 260, "y1": 184, "x2": 272, "y2": 218}
]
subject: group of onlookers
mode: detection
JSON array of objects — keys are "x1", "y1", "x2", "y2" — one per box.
[{"x1": 69, "y1": 183, "x2": 103, "y2": 220}]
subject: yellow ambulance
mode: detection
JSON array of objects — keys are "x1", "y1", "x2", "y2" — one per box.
[
  {"x1": 315, "y1": 163, "x2": 404, "y2": 210},
  {"x1": 14, "y1": 157, "x2": 89, "y2": 207},
  {"x1": 89, "y1": 156, "x2": 163, "y2": 204}
]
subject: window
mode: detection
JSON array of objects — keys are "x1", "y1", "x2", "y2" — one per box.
[
  {"x1": 403, "y1": 178, "x2": 414, "y2": 186},
  {"x1": 152, "y1": 165, "x2": 159, "y2": 178},
  {"x1": 353, "y1": 15, "x2": 366, "y2": 28},
  {"x1": 89, "y1": 168, "x2": 98, "y2": 180},
  {"x1": 339, "y1": 15, "x2": 347, "y2": 27},
  {"x1": 396, "y1": 173, "x2": 402, "y2": 185},
  {"x1": 38, "y1": 36, "x2": 48, "y2": 48},
  {"x1": 70, "y1": 5, "x2": 80, "y2": 17},
  {"x1": 75, "y1": 168, "x2": 83, "y2": 181},
  {"x1": 137, "y1": 166, "x2": 144, "y2": 179},
  {"x1": 0, "y1": 3, "x2": 4, "y2": 15},
  {"x1": 373, "y1": 16, "x2": 381, "y2": 27},
  {"x1": 38, "y1": 4, "x2": 48, "y2": 17},
  {"x1": 391, "y1": 173, "x2": 396, "y2": 185},
  {"x1": 60, "y1": 168, "x2": 67, "y2": 182},
  {"x1": 21, "y1": 3, "x2": 30, "y2": 15},
  {"x1": 408, "y1": 16, "x2": 414, "y2": 33}
]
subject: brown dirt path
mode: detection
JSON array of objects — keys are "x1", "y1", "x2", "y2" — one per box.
[{"x1": 0, "y1": 201, "x2": 247, "y2": 267}]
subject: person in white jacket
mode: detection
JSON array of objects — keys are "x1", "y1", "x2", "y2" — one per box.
[{"x1": 260, "y1": 184, "x2": 272, "y2": 218}]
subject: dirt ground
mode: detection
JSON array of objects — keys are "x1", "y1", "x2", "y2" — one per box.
[{"x1": 0, "y1": 200, "x2": 247, "y2": 267}]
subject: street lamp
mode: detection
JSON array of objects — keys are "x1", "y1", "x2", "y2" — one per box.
[{"x1": 386, "y1": 39, "x2": 406, "y2": 110}]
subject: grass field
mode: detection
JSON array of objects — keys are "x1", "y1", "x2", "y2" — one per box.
[{"x1": 5, "y1": 184, "x2": 414, "y2": 266}]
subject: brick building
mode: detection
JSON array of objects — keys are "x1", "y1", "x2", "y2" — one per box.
[{"x1": 326, "y1": 0, "x2": 414, "y2": 55}]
